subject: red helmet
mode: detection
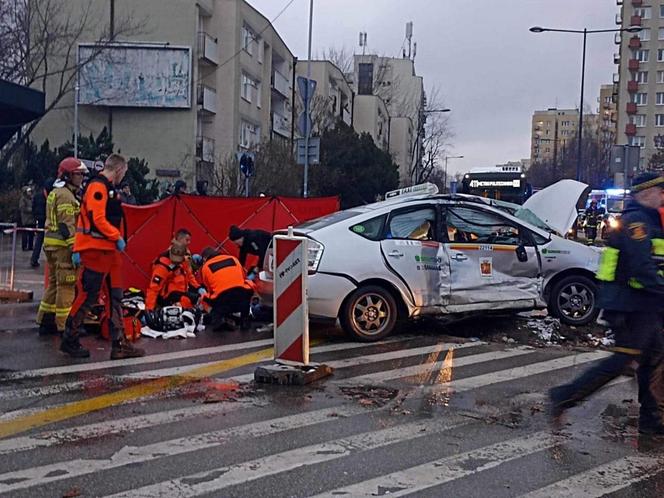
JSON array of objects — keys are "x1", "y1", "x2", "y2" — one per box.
[{"x1": 57, "y1": 157, "x2": 88, "y2": 178}]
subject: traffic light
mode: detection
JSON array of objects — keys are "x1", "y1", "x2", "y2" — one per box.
[{"x1": 239, "y1": 152, "x2": 255, "y2": 177}]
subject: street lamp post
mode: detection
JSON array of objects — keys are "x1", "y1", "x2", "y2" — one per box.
[
  {"x1": 529, "y1": 25, "x2": 642, "y2": 182},
  {"x1": 443, "y1": 155, "x2": 463, "y2": 193}
]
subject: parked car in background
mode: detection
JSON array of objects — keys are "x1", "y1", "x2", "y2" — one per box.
[{"x1": 258, "y1": 180, "x2": 601, "y2": 341}]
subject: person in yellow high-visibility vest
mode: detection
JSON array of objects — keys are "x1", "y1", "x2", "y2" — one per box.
[{"x1": 36, "y1": 158, "x2": 87, "y2": 335}]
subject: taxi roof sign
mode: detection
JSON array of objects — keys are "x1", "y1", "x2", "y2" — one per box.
[{"x1": 385, "y1": 182, "x2": 439, "y2": 199}]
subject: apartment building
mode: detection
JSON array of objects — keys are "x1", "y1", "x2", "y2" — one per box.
[
  {"x1": 530, "y1": 108, "x2": 579, "y2": 164},
  {"x1": 349, "y1": 54, "x2": 425, "y2": 185},
  {"x1": 32, "y1": 0, "x2": 294, "y2": 187},
  {"x1": 294, "y1": 60, "x2": 353, "y2": 135},
  {"x1": 615, "y1": 0, "x2": 664, "y2": 167},
  {"x1": 352, "y1": 94, "x2": 390, "y2": 151}
]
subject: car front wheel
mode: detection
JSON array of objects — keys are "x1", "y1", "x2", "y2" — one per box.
[
  {"x1": 340, "y1": 285, "x2": 398, "y2": 342},
  {"x1": 548, "y1": 275, "x2": 598, "y2": 326}
]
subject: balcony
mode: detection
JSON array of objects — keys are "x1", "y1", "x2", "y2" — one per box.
[
  {"x1": 632, "y1": 0, "x2": 642, "y2": 5},
  {"x1": 628, "y1": 58, "x2": 640, "y2": 70},
  {"x1": 631, "y1": 15, "x2": 642, "y2": 26},
  {"x1": 628, "y1": 36, "x2": 641, "y2": 48},
  {"x1": 271, "y1": 70, "x2": 290, "y2": 98},
  {"x1": 271, "y1": 111, "x2": 290, "y2": 137},
  {"x1": 614, "y1": 52, "x2": 621, "y2": 64},
  {"x1": 198, "y1": 32, "x2": 219, "y2": 65},
  {"x1": 613, "y1": 72, "x2": 620, "y2": 84},
  {"x1": 625, "y1": 123, "x2": 637, "y2": 135},
  {"x1": 627, "y1": 80, "x2": 639, "y2": 92},
  {"x1": 196, "y1": 135, "x2": 215, "y2": 163},
  {"x1": 615, "y1": 13, "x2": 622, "y2": 25},
  {"x1": 197, "y1": 85, "x2": 217, "y2": 114},
  {"x1": 626, "y1": 102, "x2": 637, "y2": 114}
]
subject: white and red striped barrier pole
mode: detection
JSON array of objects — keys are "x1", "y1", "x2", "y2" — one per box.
[{"x1": 273, "y1": 228, "x2": 309, "y2": 366}]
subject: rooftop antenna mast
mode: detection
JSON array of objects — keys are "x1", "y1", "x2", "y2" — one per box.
[
  {"x1": 359, "y1": 31, "x2": 367, "y2": 56},
  {"x1": 405, "y1": 21, "x2": 413, "y2": 59}
]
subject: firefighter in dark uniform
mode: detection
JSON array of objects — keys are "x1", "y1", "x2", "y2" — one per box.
[
  {"x1": 61, "y1": 154, "x2": 145, "y2": 359},
  {"x1": 549, "y1": 172, "x2": 664, "y2": 434},
  {"x1": 584, "y1": 199, "x2": 601, "y2": 244},
  {"x1": 228, "y1": 225, "x2": 272, "y2": 275}
]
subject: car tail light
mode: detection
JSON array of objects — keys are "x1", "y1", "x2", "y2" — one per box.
[{"x1": 307, "y1": 239, "x2": 324, "y2": 273}]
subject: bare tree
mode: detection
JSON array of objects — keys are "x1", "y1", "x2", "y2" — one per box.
[
  {"x1": 0, "y1": 0, "x2": 145, "y2": 167},
  {"x1": 412, "y1": 86, "x2": 453, "y2": 184},
  {"x1": 318, "y1": 46, "x2": 354, "y2": 76}
]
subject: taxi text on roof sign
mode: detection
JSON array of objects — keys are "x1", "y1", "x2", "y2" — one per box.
[{"x1": 385, "y1": 182, "x2": 439, "y2": 199}]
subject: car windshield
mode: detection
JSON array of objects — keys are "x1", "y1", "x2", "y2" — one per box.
[{"x1": 482, "y1": 198, "x2": 554, "y2": 233}]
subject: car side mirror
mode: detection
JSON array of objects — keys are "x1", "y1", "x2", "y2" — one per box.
[{"x1": 515, "y1": 244, "x2": 528, "y2": 263}]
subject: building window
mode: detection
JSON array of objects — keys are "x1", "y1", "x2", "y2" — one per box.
[
  {"x1": 636, "y1": 71, "x2": 649, "y2": 83},
  {"x1": 257, "y1": 39, "x2": 264, "y2": 64},
  {"x1": 636, "y1": 49, "x2": 650, "y2": 62},
  {"x1": 657, "y1": 92, "x2": 664, "y2": 105},
  {"x1": 634, "y1": 7, "x2": 651, "y2": 19},
  {"x1": 604, "y1": 96, "x2": 612, "y2": 104},
  {"x1": 629, "y1": 136, "x2": 646, "y2": 147},
  {"x1": 357, "y1": 63, "x2": 374, "y2": 95},
  {"x1": 639, "y1": 28, "x2": 651, "y2": 41},
  {"x1": 658, "y1": 49, "x2": 664, "y2": 62},
  {"x1": 240, "y1": 120, "x2": 260, "y2": 148},
  {"x1": 656, "y1": 114, "x2": 664, "y2": 126},
  {"x1": 561, "y1": 120, "x2": 571, "y2": 126},
  {"x1": 632, "y1": 114, "x2": 647, "y2": 127},
  {"x1": 242, "y1": 25, "x2": 255, "y2": 55},
  {"x1": 241, "y1": 73, "x2": 258, "y2": 103},
  {"x1": 659, "y1": 27, "x2": 664, "y2": 41},
  {"x1": 633, "y1": 92, "x2": 648, "y2": 105},
  {"x1": 658, "y1": 71, "x2": 664, "y2": 83},
  {"x1": 661, "y1": 5, "x2": 664, "y2": 18}
]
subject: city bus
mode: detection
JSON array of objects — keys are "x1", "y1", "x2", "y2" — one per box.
[{"x1": 460, "y1": 165, "x2": 531, "y2": 204}]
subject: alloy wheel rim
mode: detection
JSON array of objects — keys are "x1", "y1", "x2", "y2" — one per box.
[
  {"x1": 351, "y1": 293, "x2": 390, "y2": 336},
  {"x1": 558, "y1": 282, "x2": 594, "y2": 321}
]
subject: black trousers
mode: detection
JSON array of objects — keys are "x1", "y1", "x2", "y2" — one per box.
[
  {"x1": 551, "y1": 312, "x2": 664, "y2": 427},
  {"x1": 207, "y1": 287, "x2": 252, "y2": 326},
  {"x1": 31, "y1": 218, "x2": 44, "y2": 265}
]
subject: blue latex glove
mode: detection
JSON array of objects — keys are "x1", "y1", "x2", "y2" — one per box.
[
  {"x1": 247, "y1": 272, "x2": 256, "y2": 281},
  {"x1": 116, "y1": 238, "x2": 126, "y2": 252},
  {"x1": 71, "y1": 252, "x2": 81, "y2": 267},
  {"x1": 192, "y1": 254, "x2": 203, "y2": 266},
  {"x1": 198, "y1": 287, "x2": 207, "y2": 296}
]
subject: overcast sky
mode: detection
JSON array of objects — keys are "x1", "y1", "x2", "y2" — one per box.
[{"x1": 249, "y1": 0, "x2": 617, "y2": 175}]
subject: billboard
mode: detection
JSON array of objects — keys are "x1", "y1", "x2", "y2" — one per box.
[{"x1": 78, "y1": 44, "x2": 191, "y2": 108}]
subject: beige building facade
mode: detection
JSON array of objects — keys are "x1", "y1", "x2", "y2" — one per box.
[
  {"x1": 295, "y1": 60, "x2": 353, "y2": 135},
  {"x1": 352, "y1": 95, "x2": 390, "y2": 151},
  {"x1": 615, "y1": 0, "x2": 664, "y2": 167},
  {"x1": 531, "y1": 108, "x2": 579, "y2": 164},
  {"x1": 350, "y1": 54, "x2": 425, "y2": 186},
  {"x1": 32, "y1": 0, "x2": 294, "y2": 189}
]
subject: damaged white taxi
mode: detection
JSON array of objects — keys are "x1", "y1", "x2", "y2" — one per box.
[{"x1": 259, "y1": 180, "x2": 600, "y2": 341}]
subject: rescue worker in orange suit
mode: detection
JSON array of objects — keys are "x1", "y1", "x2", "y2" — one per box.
[
  {"x1": 199, "y1": 246, "x2": 255, "y2": 331},
  {"x1": 145, "y1": 240, "x2": 205, "y2": 312},
  {"x1": 36, "y1": 158, "x2": 87, "y2": 335},
  {"x1": 61, "y1": 153, "x2": 145, "y2": 359}
]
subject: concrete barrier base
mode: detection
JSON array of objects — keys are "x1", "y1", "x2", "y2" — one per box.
[{"x1": 254, "y1": 362, "x2": 333, "y2": 385}]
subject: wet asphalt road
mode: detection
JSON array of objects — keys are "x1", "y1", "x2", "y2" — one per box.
[{"x1": 2, "y1": 306, "x2": 664, "y2": 497}]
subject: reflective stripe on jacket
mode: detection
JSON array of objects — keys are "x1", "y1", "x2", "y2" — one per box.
[
  {"x1": 145, "y1": 253, "x2": 200, "y2": 310},
  {"x1": 201, "y1": 254, "x2": 252, "y2": 299},
  {"x1": 44, "y1": 185, "x2": 80, "y2": 248}
]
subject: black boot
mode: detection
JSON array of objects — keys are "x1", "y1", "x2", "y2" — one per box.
[
  {"x1": 38, "y1": 313, "x2": 58, "y2": 336},
  {"x1": 60, "y1": 336, "x2": 90, "y2": 358},
  {"x1": 111, "y1": 340, "x2": 145, "y2": 360}
]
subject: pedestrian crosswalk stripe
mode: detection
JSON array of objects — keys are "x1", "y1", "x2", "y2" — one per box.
[
  {"x1": 311, "y1": 431, "x2": 555, "y2": 497},
  {"x1": 520, "y1": 455, "x2": 664, "y2": 497},
  {"x1": 0, "y1": 404, "x2": 382, "y2": 494},
  {"x1": 0, "y1": 397, "x2": 269, "y2": 455},
  {"x1": 0, "y1": 340, "x2": 487, "y2": 401},
  {"x1": 103, "y1": 414, "x2": 476, "y2": 498},
  {"x1": 2, "y1": 335, "x2": 416, "y2": 381},
  {"x1": 348, "y1": 350, "x2": 612, "y2": 387}
]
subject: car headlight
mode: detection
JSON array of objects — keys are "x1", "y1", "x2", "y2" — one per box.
[
  {"x1": 307, "y1": 239, "x2": 324, "y2": 273},
  {"x1": 608, "y1": 217, "x2": 619, "y2": 229}
]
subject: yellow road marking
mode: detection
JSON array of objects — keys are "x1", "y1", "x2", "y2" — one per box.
[{"x1": 0, "y1": 346, "x2": 274, "y2": 439}]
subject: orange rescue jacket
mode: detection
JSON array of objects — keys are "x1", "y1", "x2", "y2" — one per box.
[
  {"x1": 74, "y1": 176, "x2": 124, "y2": 252},
  {"x1": 200, "y1": 254, "x2": 253, "y2": 299},
  {"x1": 145, "y1": 252, "x2": 201, "y2": 310}
]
